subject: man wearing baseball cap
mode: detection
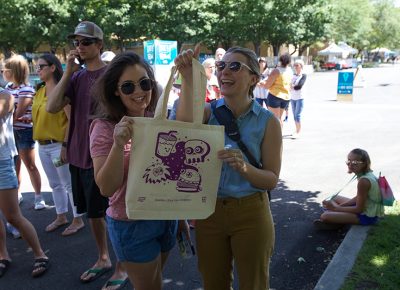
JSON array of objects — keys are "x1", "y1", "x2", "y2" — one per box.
[{"x1": 47, "y1": 21, "x2": 127, "y2": 288}]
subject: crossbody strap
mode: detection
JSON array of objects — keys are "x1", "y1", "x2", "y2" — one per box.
[
  {"x1": 211, "y1": 102, "x2": 262, "y2": 169},
  {"x1": 326, "y1": 174, "x2": 357, "y2": 201}
]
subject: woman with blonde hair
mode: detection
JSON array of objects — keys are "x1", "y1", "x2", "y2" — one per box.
[
  {"x1": 2, "y1": 55, "x2": 44, "y2": 210},
  {"x1": 0, "y1": 87, "x2": 49, "y2": 278}
]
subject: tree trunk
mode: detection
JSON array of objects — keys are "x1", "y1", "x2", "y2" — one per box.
[
  {"x1": 253, "y1": 41, "x2": 261, "y2": 56},
  {"x1": 272, "y1": 44, "x2": 280, "y2": 56},
  {"x1": 298, "y1": 45, "x2": 307, "y2": 56}
]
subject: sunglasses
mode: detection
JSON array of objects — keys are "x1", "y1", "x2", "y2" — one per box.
[
  {"x1": 215, "y1": 61, "x2": 254, "y2": 74},
  {"x1": 36, "y1": 64, "x2": 49, "y2": 71},
  {"x1": 118, "y1": 78, "x2": 153, "y2": 95},
  {"x1": 73, "y1": 38, "x2": 97, "y2": 47},
  {"x1": 345, "y1": 160, "x2": 364, "y2": 166}
]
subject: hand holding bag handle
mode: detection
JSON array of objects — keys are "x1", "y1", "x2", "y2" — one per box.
[{"x1": 154, "y1": 59, "x2": 207, "y2": 125}]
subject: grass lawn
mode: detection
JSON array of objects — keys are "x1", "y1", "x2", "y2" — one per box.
[{"x1": 341, "y1": 202, "x2": 400, "y2": 290}]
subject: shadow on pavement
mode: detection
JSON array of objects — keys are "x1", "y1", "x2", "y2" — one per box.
[
  {"x1": 2, "y1": 184, "x2": 348, "y2": 290},
  {"x1": 270, "y1": 181, "x2": 348, "y2": 290}
]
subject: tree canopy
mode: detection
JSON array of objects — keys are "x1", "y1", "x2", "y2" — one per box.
[{"x1": 0, "y1": 0, "x2": 399, "y2": 58}]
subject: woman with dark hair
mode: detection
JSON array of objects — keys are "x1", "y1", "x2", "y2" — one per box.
[
  {"x1": 260, "y1": 53, "x2": 293, "y2": 126},
  {"x1": 254, "y1": 57, "x2": 269, "y2": 107},
  {"x1": 175, "y1": 46, "x2": 282, "y2": 290},
  {"x1": 89, "y1": 51, "x2": 178, "y2": 290},
  {"x1": 314, "y1": 148, "x2": 384, "y2": 230},
  {"x1": 32, "y1": 53, "x2": 84, "y2": 235},
  {"x1": 0, "y1": 87, "x2": 49, "y2": 278}
]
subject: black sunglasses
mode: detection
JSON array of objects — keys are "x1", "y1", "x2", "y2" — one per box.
[
  {"x1": 118, "y1": 78, "x2": 153, "y2": 95},
  {"x1": 215, "y1": 61, "x2": 255, "y2": 73},
  {"x1": 73, "y1": 38, "x2": 98, "y2": 47},
  {"x1": 36, "y1": 64, "x2": 49, "y2": 71}
]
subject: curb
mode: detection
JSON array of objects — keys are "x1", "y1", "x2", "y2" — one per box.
[{"x1": 313, "y1": 225, "x2": 371, "y2": 290}]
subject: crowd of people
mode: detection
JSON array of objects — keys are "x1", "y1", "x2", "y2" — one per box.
[{"x1": 0, "y1": 20, "x2": 386, "y2": 290}]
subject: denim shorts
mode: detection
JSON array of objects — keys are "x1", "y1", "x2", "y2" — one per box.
[
  {"x1": 266, "y1": 93, "x2": 290, "y2": 109},
  {"x1": 106, "y1": 216, "x2": 178, "y2": 263},
  {"x1": 0, "y1": 158, "x2": 19, "y2": 190},
  {"x1": 14, "y1": 128, "x2": 35, "y2": 150},
  {"x1": 357, "y1": 214, "x2": 378, "y2": 225}
]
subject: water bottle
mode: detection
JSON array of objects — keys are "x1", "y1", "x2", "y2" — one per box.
[{"x1": 52, "y1": 157, "x2": 65, "y2": 167}]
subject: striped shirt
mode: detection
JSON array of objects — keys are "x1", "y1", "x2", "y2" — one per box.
[{"x1": 5, "y1": 82, "x2": 35, "y2": 129}]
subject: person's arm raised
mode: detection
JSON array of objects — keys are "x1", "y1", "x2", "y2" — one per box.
[
  {"x1": 47, "y1": 50, "x2": 80, "y2": 113},
  {"x1": 260, "y1": 68, "x2": 279, "y2": 90}
]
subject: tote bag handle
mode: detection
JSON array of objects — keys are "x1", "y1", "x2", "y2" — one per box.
[{"x1": 154, "y1": 59, "x2": 206, "y2": 125}]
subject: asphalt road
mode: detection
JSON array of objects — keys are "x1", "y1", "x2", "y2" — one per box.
[{"x1": 2, "y1": 63, "x2": 399, "y2": 290}]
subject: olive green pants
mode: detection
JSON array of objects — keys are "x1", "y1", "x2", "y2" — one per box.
[{"x1": 196, "y1": 192, "x2": 275, "y2": 290}]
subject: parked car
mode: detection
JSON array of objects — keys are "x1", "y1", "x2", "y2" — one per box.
[{"x1": 322, "y1": 59, "x2": 350, "y2": 70}]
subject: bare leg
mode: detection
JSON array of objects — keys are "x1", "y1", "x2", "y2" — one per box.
[
  {"x1": 0, "y1": 188, "x2": 47, "y2": 259},
  {"x1": 122, "y1": 254, "x2": 163, "y2": 290},
  {"x1": 0, "y1": 219, "x2": 11, "y2": 261},
  {"x1": 320, "y1": 211, "x2": 360, "y2": 224},
  {"x1": 18, "y1": 148, "x2": 42, "y2": 197},
  {"x1": 267, "y1": 106, "x2": 283, "y2": 127},
  {"x1": 295, "y1": 121, "x2": 301, "y2": 134}
]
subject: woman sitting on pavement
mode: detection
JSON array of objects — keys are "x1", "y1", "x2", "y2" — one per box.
[
  {"x1": 175, "y1": 46, "x2": 282, "y2": 290},
  {"x1": 32, "y1": 53, "x2": 85, "y2": 235},
  {"x1": 314, "y1": 148, "x2": 384, "y2": 230},
  {"x1": 0, "y1": 87, "x2": 49, "y2": 278}
]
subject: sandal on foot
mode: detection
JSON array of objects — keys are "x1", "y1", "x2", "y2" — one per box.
[
  {"x1": 0, "y1": 260, "x2": 11, "y2": 278},
  {"x1": 61, "y1": 224, "x2": 84, "y2": 236},
  {"x1": 45, "y1": 220, "x2": 68, "y2": 232},
  {"x1": 102, "y1": 278, "x2": 129, "y2": 290},
  {"x1": 32, "y1": 258, "x2": 50, "y2": 278},
  {"x1": 80, "y1": 267, "x2": 112, "y2": 283}
]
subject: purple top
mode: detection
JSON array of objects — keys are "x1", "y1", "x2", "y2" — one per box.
[{"x1": 66, "y1": 67, "x2": 106, "y2": 169}]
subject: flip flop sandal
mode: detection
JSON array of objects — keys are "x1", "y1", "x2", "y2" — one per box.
[
  {"x1": 61, "y1": 224, "x2": 85, "y2": 236},
  {"x1": 103, "y1": 278, "x2": 129, "y2": 289},
  {"x1": 45, "y1": 221, "x2": 69, "y2": 232},
  {"x1": 80, "y1": 267, "x2": 112, "y2": 283},
  {"x1": 0, "y1": 260, "x2": 11, "y2": 278},
  {"x1": 32, "y1": 258, "x2": 50, "y2": 278}
]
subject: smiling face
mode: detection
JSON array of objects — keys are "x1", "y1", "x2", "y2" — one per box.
[
  {"x1": 115, "y1": 64, "x2": 153, "y2": 117},
  {"x1": 217, "y1": 52, "x2": 258, "y2": 99},
  {"x1": 346, "y1": 152, "x2": 367, "y2": 174}
]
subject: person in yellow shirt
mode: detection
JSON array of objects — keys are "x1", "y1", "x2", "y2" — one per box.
[
  {"x1": 260, "y1": 54, "x2": 293, "y2": 126},
  {"x1": 32, "y1": 54, "x2": 84, "y2": 236}
]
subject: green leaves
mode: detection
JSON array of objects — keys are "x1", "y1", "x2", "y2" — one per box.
[{"x1": 1, "y1": 0, "x2": 398, "y2": 57}]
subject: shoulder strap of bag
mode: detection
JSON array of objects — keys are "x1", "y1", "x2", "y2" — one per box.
[
  {"x1": 211, "y1": 101, "x2": 271, "y2": 201},
  {"x1": 326, "y1": 174, "x2": 357, "y2": 201},
  {"x1": 211, "y1": 101, "x2": 262, "y2": 169}
]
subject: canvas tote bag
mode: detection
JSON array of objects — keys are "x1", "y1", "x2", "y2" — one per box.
[{"x1": 126, "y1": 59, "x2": 225, "y2": 219}]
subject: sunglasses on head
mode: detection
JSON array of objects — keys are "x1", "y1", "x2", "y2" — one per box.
[
  {"x1": 215, "y1": 61, "x2": 254, "y2": 74},
  {"x1": 118, "y1": 78, "x2": 153, "y2": 95},
  {"x1": 73, "y1": 38, "x2": 97, "y2": 47}
]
